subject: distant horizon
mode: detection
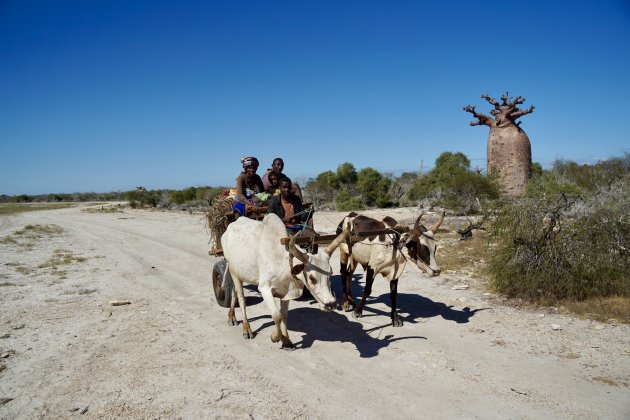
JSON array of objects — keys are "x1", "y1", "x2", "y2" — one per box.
[
  {"x1": 2, "y1": 151, "x2": 626, "y2": 197},
  {"x1": 2, "y1": 1, "x2": 629, "y2": 196}
]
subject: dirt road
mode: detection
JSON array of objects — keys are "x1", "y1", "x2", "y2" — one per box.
[{"x1": 1, "y1": 204, "x2": 628, "y2": 419}]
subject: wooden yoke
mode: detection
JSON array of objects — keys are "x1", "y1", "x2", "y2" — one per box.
[{"x1": 279, "y1": 225, "x2": 410, "y2": 246}]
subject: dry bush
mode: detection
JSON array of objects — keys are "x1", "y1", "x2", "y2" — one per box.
[{"x1": 487, "y1": 193, "x2": 629, "y2": 302}]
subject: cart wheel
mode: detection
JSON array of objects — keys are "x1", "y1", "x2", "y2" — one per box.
[{"x1": 212, "y1": 260, "x2": 234, "y2": 308}]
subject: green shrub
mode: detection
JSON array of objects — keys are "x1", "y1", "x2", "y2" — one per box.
[
  {"x1": 407, "y1": 152, "x2": 499, "y2": 214},
  {"x1": 357, "y1": 167, "x2": 392, "y2": 207},
  {"x1": 334, "y1": 189, "x2": 365, "y2": 211}
]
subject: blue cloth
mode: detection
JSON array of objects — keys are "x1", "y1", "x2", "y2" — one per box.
[{"x1": 232, "y1": 201, "x2": 246, "y2": 216}]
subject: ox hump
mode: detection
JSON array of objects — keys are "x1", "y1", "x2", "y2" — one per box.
[{"x1": 353, "y1": 215, "x2": 386, "y2": 232}]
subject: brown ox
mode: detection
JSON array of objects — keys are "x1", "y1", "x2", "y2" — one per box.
[{"x1": 337, "y1": 211, "x2": 444, "y2": 326}]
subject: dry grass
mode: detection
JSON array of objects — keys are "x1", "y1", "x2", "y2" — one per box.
[
  {"x1": 15, "y1": 266, "x2": 33, "y2": 275},
  {"x1": 0, "y1": 236, "x2": 18, "y2": 245},
  {"x1": 38, "y1": 249, "x2": 87, "y2": 270},
  {"x1": 16, "y1": 224, "x2": 64, "y2": 236},
  {"x1": 0, "y1": 203, "x2": 74, "y2": 215},
  {"x1": 437, "y1": 225, "x2": 494, "y2": 277},
  {"x1": 63, "y1": 288, "x2": 97, "y2": 295},
  {"x1": 205, "y1": 199, "x2": 233, "y2": 251},
  {"x1": 564, "y1": 296, "x2": 630, "y2": 324},
  {"x1": 82, "y1": 205, "x2": 125, "y2": 213},
  {"x1": 1, "y1": 224, "x2": 64, "y2": 250}
]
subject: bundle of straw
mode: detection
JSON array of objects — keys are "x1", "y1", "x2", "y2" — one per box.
[{"x1": 206, "y1": 198, "x2": 233, "y2": 251}]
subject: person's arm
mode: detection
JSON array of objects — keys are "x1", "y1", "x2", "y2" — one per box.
[
  {"x1": 267, "y1": 197, "x2": 283, "y2": 219},
  {"x1": 255, "y1": 175, "x2": 265, "y2": 194},
  {"x1": 234, "y1": 174, "x2": 249, "y2": 204},
  {"x1": 261, "y1": 170, "x2": 271, "y2": 191},
  {"x1": 293, "y1": 197, "x2": 308, "y2": 224}
]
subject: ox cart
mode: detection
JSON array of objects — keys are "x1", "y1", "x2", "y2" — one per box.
[
  {"x1": 207, "y1": 201, "x2": 410, "y2": 307},
  {"x1": 207, "y1": 199, "x2": 316, "y2": 307}
]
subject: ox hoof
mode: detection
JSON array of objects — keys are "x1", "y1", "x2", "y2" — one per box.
[
  {"x1": 352, "y1": 309, "x2": 363, "y2": 319},
  {"x1": 227, "y1": 319, "x2": 237, "y2": 326},
  {"x1": 392, "y1": 317, "x2": 403, "y2": 327},
  {"x1": 243, "y1": 331, "x2": 255, "y2": 339},
  {"x1": 281, "y1": 341, "x2": 295, "y2": 351},
  {"x1": 342, "y1": 301, "x2": 354, "y2": 313}
]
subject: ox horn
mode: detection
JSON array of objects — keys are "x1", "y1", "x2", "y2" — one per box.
[
  {"x1": 325, "y1": 221, "x2": 351, "y2": 255},
  {"x1": 430, "y1": 211, "x2": 445, "y2": 234},
  {"x1": 288, "y1": 233, "x2": 309, "y2": 264},
  {"x1": 414, "y1": 212, "x2": 425, "y2": 231}
]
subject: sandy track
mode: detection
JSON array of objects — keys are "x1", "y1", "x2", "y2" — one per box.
[{"x1": 1, "y1": 204, "x2": 628, "y2": 419}]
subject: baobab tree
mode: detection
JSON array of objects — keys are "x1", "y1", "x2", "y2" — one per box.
[{"x1": 464, "y1": 93, "x2": 535, "y2": 196}]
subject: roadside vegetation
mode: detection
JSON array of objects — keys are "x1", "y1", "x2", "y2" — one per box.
[
  {"x1": 301, "y1": 151, "x2": 499, "y2": 214},
  {"x1": 485, "y1": 154, "x2": 629, "y2": 321},
  {"x1": 2, "y1": 152, "x2": 628, "y2": 322}
]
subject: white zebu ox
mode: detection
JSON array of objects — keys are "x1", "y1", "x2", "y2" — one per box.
[
  {"x1": 221, "y1": 213, "x2": 350, "y2": 349},
  {"x1": 337, "y1": 211, "x2": 444, "y2": 326}
]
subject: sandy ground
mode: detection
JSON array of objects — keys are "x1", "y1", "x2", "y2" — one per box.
[{"x1": 0, "y1": 203, "x2": 628, "y2": 419}]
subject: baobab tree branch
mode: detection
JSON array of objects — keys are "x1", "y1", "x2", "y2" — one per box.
[
  {"x1": 512, "y1": 96, "x2": 525, "y2": 106},
  {"x1": 500, "y1": 92, "x2": 513, "y2": 106},
  {"x1": 481, "y1": 94, "x2": 501, "y2": 109},
  {"x1": 510, "y1": 105, "x2": 535, "y2": 120},
  {"x1": 463, "y1": 105, "x2": 493, "y2": 127}
]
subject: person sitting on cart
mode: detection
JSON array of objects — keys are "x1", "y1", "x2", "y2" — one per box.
[
  {"x1": 261, "y1": 157, "x2": 303, "y2": 200},
  {"x1": 232, "y1": 156, "x2": 266, "y2": 216},
  {"x1": 267, "y1": 177, "x2": 312, "y2": 232},
  {"x1": 265, "y1": 171, "x2": 282, "y2": 196}
]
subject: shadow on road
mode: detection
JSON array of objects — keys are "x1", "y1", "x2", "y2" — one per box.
[
  {"x1": 236, "y1": 274, "x2": 486, "y2": 357},
  {"x1": 333, "y1": 274, "x2": 489, "y2": 324},
  {"x1": 254, "y1": 306, "x2": 426, "y2": 358}
]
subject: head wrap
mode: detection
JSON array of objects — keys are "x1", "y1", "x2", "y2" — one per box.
[{"x1": 241, "y1": 156, "x2": 259, "y2": 169}]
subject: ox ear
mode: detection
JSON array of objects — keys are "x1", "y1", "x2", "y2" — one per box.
[
  {"x1": 291, "y1": 263, "x2": 305, "y2": 276},
  {"x1": 383, "y1": 216, "x2": 397, "y2": 229}
]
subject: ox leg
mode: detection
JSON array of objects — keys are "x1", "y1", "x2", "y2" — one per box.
[
  {"x1": 279, "y1": 299, "x2": 294, "y2": 350},
  {"x1": 260, "y1": 288, "x2": 294, "y2": 350},
  {"x1": 232, "y1": 276, "x2": 254, "y2": 339},
  {"x1": 339, "y1": 253, "x2": 355, "y2": 312},
  {"x1": 227, "y1": 289, "x2": 237, "y2": 326},
  {"x1": 353, "y1": 267, "x2": 375, "y2": 319},
  {"x1": 390, "y1": 279, "x2": 403, "y2": 327}
]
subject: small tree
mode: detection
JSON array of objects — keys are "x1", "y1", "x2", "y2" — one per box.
[
  {"x1": 408, "y1": 151, "x2": 499, "y2": 214},
  {"x1": 389, "y1": 171, "x2": 418, "y2": 204},
  {"x1": 357, "y1": 167, "x2": 392, "y2": 207},
  {"x1": 303, "y1": 170, "x2": 338, "y2": 207},
  {"x1": 336, "y1": 162, "x2": 358, "y2": 185}
]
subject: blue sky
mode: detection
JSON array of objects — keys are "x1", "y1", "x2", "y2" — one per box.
[{"x1": 1, "y1": 0, "x2": 629, "y2": 195}]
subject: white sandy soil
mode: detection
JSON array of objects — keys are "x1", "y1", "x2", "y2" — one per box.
[{"x1": 0, "y1": 204, "x2": 628, "y2": 419}]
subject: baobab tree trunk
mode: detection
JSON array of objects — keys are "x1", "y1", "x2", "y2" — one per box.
[
  {"x1": 487, "y1": 123, "x2": 532, "y2": 196},
  {"x1": 464, "y1": 93, "x2": 535, "y2": 196}
]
